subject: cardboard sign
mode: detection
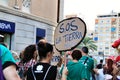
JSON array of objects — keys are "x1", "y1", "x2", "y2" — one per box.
[{"x1": 54, "y1": 17, "x2": 87, "y2": 52}]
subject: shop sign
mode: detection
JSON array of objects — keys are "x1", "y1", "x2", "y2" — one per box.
[{"x1": 0, "y1": 20, "x2": 15, "y2": 33}]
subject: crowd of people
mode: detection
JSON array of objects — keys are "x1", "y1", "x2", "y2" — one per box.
[{"x1": 1, "y1": 34, "x2": 120, "y2": 80}]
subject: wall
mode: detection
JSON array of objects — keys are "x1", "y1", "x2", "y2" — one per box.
[
  {"x1": 0, "y1": 5, "x2": 55, "y2": 53},
  {"x1": 8, "y1": 0, "x2": 58, "y2": 23},
  {"x1": 31, "y1": 0, "x2": 58, "y2": 23}
]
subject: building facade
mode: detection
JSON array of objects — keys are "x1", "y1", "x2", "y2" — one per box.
[
  {"x1": 95, "y1": 12, "x2": 120, "y2": 56},
  {"x1": 0, "y1": 0, "x2": 64, "y2": 53}
]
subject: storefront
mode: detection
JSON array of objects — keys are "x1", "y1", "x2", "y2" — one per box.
[
  {"x1": 0, "y1": 6, "x2": 55, "y2": 53},
  {"x1": 0, "y1": 19, "x2": 15, "y2": 49}
]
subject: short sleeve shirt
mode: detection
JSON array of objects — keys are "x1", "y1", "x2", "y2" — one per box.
[
  {"x1": 96, "y1": 69, "x2": 105, "y2": 80},
  {"x1": 79, "y1": 56, "x2": 94, "y2": 80},
  {"x1": 0, "y1": 44, "x2": 16, "y2": 70},
  {"x1": 67, "y1": 61, "x2": 87, "y2": 80}
]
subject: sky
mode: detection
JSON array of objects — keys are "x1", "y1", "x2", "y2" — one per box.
[{"x1": 64, "y1": 0, "x2": 120, "y2": 30}]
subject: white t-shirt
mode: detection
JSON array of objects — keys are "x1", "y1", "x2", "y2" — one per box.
[
  {"x1": 95, "y1": 69, "x2": 113, "y2": 80},
  {"x1": 95, "y1": 69, "x2": 105, "y2": 80}
]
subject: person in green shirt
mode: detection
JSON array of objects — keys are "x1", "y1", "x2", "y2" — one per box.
[
  {"x1": 0, "y1": 35, "x2": 21, "y2": 80},
  {"x1": 66, "y1": 50, "x2": 87, "y2": 80},
  {"x1": 79, "y1": 47, "x2": 94, "y2": 80}
]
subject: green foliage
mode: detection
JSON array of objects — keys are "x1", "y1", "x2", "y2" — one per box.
[{"x1": 77, "y1": 37, "x2": 97, "y2": 52}]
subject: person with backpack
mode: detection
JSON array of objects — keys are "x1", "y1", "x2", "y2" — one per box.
[
  {"x1": 0, "y1": 34, "x2": 21, "y2": 80},
  {"x1": 26, "y1": 41, "x2": 57, "y2": 80},
  {"x1": 66, "y1": 50, "x2": 87, "y2": 80},
  {"x1": 79, "y1": 47, "x2": 94, "y2": 80}
]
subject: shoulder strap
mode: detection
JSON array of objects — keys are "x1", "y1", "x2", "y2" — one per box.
[
  {"x1": 31, "y1": 65, "x2": 52, "y2": 80},
  {"x1": 84, "y1": 57, "x2": 88, "y2": 64},
  {"x1": 43, "y1": 66, "x2": 52, "y2": 80},
  {"x1": 31, "y1": 65, "x2": 36, "y2": 80}
]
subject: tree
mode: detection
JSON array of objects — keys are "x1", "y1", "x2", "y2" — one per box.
[{"x1": 77, "y1": 37, "x2": 97, "y2": 52}]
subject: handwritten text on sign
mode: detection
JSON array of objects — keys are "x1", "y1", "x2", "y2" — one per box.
[{"x1": 54, "y1": 17, "x2": 86, "y2": 51}]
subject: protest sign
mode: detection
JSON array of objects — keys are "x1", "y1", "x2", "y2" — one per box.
[{"x1": 54, "y1": 17, "x2": 87, "y2": 52}]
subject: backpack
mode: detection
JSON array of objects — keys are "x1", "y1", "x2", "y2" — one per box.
[
  {"x1": 0, "y1": 46, "x2": 4, "y2": 80},
  {"x1": 84, "y1": 57, "x2": 96, "y2": 80}
]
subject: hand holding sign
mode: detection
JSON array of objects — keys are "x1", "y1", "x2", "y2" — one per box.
[{"x1": 54, "y1": 17, "x2": 87, "y2": 52}]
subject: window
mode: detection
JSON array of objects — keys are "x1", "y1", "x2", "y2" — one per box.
[
  {"x1": 107, "y1": 20, "x2": 110, "y2": 23},
  {"x1": 101, "y1": 20, "x2": 104, "y2": 23},
  {"x1": 111, "y1": 18, "x2": 117, "y2": 25},
  {"x1": 106, "y1": 27, "x2": 109, "y2": 32},
  {"x1": 105, "y1": 52, "x2": 109, "y2": 54},
  {"x1": 111, "y1": 27, "x2": 116, "y2": 32},
  {"x1": 105, "y1": 47, "x2": 109, "y2": 49}
]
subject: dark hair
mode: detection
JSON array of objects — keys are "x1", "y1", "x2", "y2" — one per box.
[
  {"x1": 19, "y1": 51, "x2": 24, "y2": 60},
  {"x1": 71, "y1": 50, "x2": 82, "y2": 60},
  {"x1": 37, "y1": 42, "x2": 53, "y2": 59},
  {"x1": 100, "y1": 59, "x2": 103, "y2": 63},
  {"x1": 103, "y1": 59, "x2": 113, "y2": 75},
  {"x1": 82, "y1": 47, "x2": 88, "y2": 54},
  {"x1": 22, "y1": 44, "x2": 36, "y2": 63}
]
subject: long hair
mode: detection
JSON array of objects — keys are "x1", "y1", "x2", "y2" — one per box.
[
  {"x1": 103, "y1": 59, "x2": 113, "y2": 75},
  {"x1": 22, "y1": 44, "x2": 36, "y2": 63}
]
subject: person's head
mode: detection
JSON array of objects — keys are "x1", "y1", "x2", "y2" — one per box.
[
  {"x1": 100, "y1": 59, "x2": 103, "y2": 63},
  {"x1": 22, "y1": 44, "x2": 37, "y2": 63},
  {"x1": 105, "y1": 58, "x2": 108, "y2": 63},
  {"x1": 106, "y1": 59, "x2": 114, "y2": 74},
  {"x1": 37, "y1": 41, "x2": 53, "y2": 63},
  {"x1": 71, "y1": 50, "x2": 82, "y2": 61},
  {"x1": 81, "y1": 46, "x2": 89, "y2": 55},
  {"x1": 39, "y1": 38, "x2": 47, "y2": 43},
  {"x1": 107, "y1": 59, "x2": 113, "y2": 67}
]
